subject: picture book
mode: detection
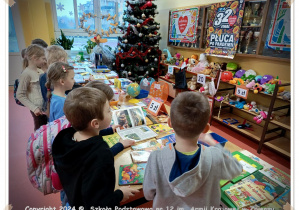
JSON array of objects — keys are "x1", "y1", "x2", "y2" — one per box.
[
  {"x1": 221, "y1": 183, "x2": 237, "y2": 208},
  {"x1": 119, "y1": 163, "x2": 147, "y2": 185},
  {"x1": 275, "y1": 189, "x2": 290, "y2": 208},
  {"x1": 261, "y1": 201, "x2": 283, "y2": 209},
  {"x1": 149, "y1": 123, "x2": 174, "y2": 134},
  {"x1": 244, "y1": 170, "x2": 285, "y2": 198},
  {"x1": 113, "y1": 106, "x2": 157, "y2": 141},
  {"x1": 102, "y1": 133, "x2": 120, "y2": 148},
  {"x1": 131, "y1": 139, "x2": 165, "y2": 151},
  {"x1": 225, "y1": 184, "x2": 265, "y2": 208},
  {"x1": 220, "y1": 180, "x2": 229, "y2": 187},
  {"x1": 240, "y1": 150, "x2": 273, "y2": 170},
  {"x1": 261, "y1": 167, "x2": 290, "y2": 188},
  {"x1": 156, "y1": 133, "x2": 176, "y2": 146},
  {"x1": 130, "y1": 151, "x2": 151, "y2": 163},
  {"x1": 231, "y1": 151, "x2": 263, "y2": 183}
]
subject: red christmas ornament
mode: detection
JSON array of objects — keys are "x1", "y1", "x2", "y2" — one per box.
[
  {"x1": 132, "y1": 51, "x2": 136, "y2": 55},
  {"x1": 138, "y1": 43, "x2": 141, "y2": 46},
  {"x1": 146, "y1": 1, "x2": 152, "y2": 7},
  {"x1": 154, "y1": 31, "x2": 158, "y2": 35}
]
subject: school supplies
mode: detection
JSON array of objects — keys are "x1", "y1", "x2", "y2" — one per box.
[{"x1": 119, "y1": 163, "x2": 147, "y2": 185}]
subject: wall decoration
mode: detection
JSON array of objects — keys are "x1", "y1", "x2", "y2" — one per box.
[
  {"x1": 265, "y1": 0, "x2": 290, "y2": 51},
  {"x1": 169, "y1": 7, "x2": 200, "y2": 43},
  {"x1": 205, "y1": 0, "x2": 245, "y2": 59}
]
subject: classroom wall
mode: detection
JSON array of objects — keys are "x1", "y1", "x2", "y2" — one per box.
[
  {"x1": 155, "y1": 0, "x2": 291, "y2": 83},
  {"x1": 17, "y1": 0, "x2": 54, "y2": 47}
]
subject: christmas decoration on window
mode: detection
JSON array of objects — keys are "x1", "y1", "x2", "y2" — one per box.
[{"x1": 112, "y1": 0, "x2": 162, "y2": 82}]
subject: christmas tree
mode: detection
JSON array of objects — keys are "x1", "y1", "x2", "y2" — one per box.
[{"x1": 113, "y1": 0, "x2": 162, "y2": 82}]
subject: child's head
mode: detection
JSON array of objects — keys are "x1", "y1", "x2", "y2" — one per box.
[
  {"x1": 23, "y1": 44, "x2": 46, "y2": 69},
  {"x1": 85, "y1": 81, "x2": 114, "y2": 101},
  {"x1": 64, "y1": 87, "x2": 111, "y2": 131},
  {"x1": 170, "y1": 92, "x2": 210, "y2": 139},
  {"x1": 31, "y1": 38, "x2": 48, "y2": 48},
  {"x1": 46, "y1": 45, "x2": 68, "y2": 66}
]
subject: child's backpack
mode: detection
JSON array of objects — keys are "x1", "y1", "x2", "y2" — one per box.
[
  {"x1": 26, "y1": 116, "x2": 71, "y2": 195},
  {"x1": 14, "y1": 79, "x2": 24, "y2": 106}
]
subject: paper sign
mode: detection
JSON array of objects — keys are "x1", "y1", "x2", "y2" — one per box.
[
  {"x1": 147, "y1": 98, "x2": 163, "y2": 116},
  {"x1": 142, "y1": 78, "x2": 149, "y2": 86},
  {"x1": 168, "y1": 66, "x2": 174, "y2": 75},
  {"x1": 197, "y1": 74, "x2": 206, "y2": 85},
  {"x1": 114, "y1": 78, "x2": 121, "y2": 89},
  {"x1": 154, "y1": 84, "x2": 161, "y2": 90},
  {"x1": 235, "y1": 85, "x2": 248, "y2": 99}
]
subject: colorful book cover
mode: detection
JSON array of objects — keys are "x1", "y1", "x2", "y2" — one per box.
[
  {"x1": 240, "y1": 150, "x2": 273, "y2": 170},
  {"x1": 220, "y1": 180, "x2": 229, "y2": 187},
  {"x1": 244, "y1": 170, "x2": 285, "y2": 198},
  {"x1": 231, "y1": 151, "x2": 263, "y2": 183},
  {"x1": 225, "y1": 184, "x2": 265, "y2": 208},
  {"x1": 102, "y1": 133, "x2": 120, "y2": 148},
  {"x1": 275, "y1": 189, "x2": 290, "y2": 208},
  {"x1": 221, "y1": 183, "x2": 237, "y2": 208},
  {"x1": 149, "y1": 124, "x2": 174, "y2": 134},
  {"x1": 261, "y1": 167, "x2": 290, "y2": 188},
  {"x1": 130, "y1": 151, "x2": 151, "y2": 163},
  {"x1": 157, "y1": 133, "x2": 176, "y2": 146},
  {"x1": 119, "y1": 163, "x2": 147, "y2": 185},
  {"x1": 131, "y1": 139, "x2": 165, "y2": 151},
  {"x1": 261, "y1": 201, "x2": 283, "y2": 209}
]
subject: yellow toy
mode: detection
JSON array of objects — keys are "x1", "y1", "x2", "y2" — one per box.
[{"x1": 229, "y1": 78, "x2": 244, "y2": 85}]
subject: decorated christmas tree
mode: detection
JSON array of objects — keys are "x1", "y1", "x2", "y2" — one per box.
[{"x1": 113, "y1": 0, "x2": 162, "y2": 82}]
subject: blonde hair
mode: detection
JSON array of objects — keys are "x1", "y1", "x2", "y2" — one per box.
[
  {"x1": 64, "y1": 87, "x2": 108, "y2": 131},
  {"x1": 45, "y1": 62, "x2": 74, "y2": 114},
  {"x1": 46, "y1": 45, "x2": 68, "y2": 66},
  {"x1": 23, "y1": 44, "x2": 45, "y2": 69}
]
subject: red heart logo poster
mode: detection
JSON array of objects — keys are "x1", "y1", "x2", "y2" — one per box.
[
  {"x1": 178, "y1": 16, "x2": 188, "y2": 33},
  {"x1": 228, "y1": 15, "x2": 237, "y2": 26}
]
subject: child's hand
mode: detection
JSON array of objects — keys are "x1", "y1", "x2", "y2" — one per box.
[
  {"x1": 112, "y1": 125, "x2": 121, "y2": 133},
  {"x1": 119, "y1": 138, "x2": 135, "y2": 148},
  {"x1": 34, "y1": 108, "x2": 43, "y2": 116},
  {"x1": 120, "y1": 186, "x2": 139, "y2": 202},
  {"x1": 199, "y1": 133, "x2": 217, "y2": 146}
]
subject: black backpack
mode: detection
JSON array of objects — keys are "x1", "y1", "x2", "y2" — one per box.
[{"x1": 14, "y1": 79, "x2": 24, "y2": 106}]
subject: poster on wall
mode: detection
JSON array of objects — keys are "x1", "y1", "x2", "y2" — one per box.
[
  {"x1": 169, "y1": 7, "x2": 199, "y2": 43},
  {"x1": 265, "y1": 0, "x2": 290, "y2": 51},
  {"x1": 205, "y1": 0, "x2": 245, "y2": 59}
]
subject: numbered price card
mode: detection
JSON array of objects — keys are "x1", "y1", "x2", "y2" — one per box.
[
  {"x1": 168, "y1": 66, "x2": 174, "y2": 75},
  {"x1": 197, "y1": 74, "x2": 206, "y2": 85},
  {"x1": 235, "y1": 85, "x2": 249, "y2": 99},
  {"x1": 147, "y1": 98, "x2": 164, "y2": 116}
]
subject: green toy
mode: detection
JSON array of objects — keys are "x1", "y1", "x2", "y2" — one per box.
[
  {"x1": 226, "y1": 62, "x2": 238, "y2": 70},
  {"x1": 265, "y1": 83, "x2": 276, "y2": 94},
  {"x1": 242, "y1": 74, "x2": 256, "y2": 82}
]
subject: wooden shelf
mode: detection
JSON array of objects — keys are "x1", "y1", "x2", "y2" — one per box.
[
  {"x1": 265, "y1": 137, "x2": 290, "y2": 158},
  {"x1": 159, "y1": 76, "x2": 175, "y2": 84}
]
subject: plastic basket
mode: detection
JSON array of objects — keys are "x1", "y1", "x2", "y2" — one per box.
[
  {"x1": 135, "y1": 89, "x2": 149, "y2": 99},
  {"x1": 198, "y1": 133, "x2": 228, "y2": 147}
]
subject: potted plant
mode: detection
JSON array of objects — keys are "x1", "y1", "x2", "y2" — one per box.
[
  {"x1": 84, "y1": 39, "x2": 97, "y2": 54},
  {"x1": 55, "y1": 29, "x2": 74, "y2": 51}
]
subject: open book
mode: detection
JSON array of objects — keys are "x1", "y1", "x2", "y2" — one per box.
[{"x1": 113, "y1": 106, "x2": 157, "y2": 141}]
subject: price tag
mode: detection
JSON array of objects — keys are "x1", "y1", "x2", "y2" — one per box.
[
  {"x1": 197, "y1": 74, "x2": 206, "y2": 85},
  {"x1": 154, "y1": 84, "x2": 161, "y2": 90},
  {"x1": 147, "y1": 98, "x2": 163, "y2": 116},
  {"x1": 235, "y1": 85, "x2": 249, "y2": 99},
  {"x1": 168, "y1": 66, "x2": 174, "y2": 75}
]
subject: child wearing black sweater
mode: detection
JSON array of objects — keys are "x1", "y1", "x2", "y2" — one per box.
[{"x1": 52, "y1": 87, "x2": 139, "y2": 209}]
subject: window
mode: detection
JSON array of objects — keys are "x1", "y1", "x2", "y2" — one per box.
[
  {"x1": 9, "y1": 7, "x2": 19, "y2": 53},
  {"x1": 52, "y1": 0, "x2": 126, "y2": 37}
]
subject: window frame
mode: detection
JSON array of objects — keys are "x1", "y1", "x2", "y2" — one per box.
[{"x1": 51, "y1": 0, "x2": 121, "y2": 38}]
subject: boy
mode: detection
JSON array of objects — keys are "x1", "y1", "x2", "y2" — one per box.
[
  {"x1": 52, "y1": 87, "x2": 139, "y2": 208},
  {"x1": 143, "y1": 92, "x2": 242, "y2": 209}
]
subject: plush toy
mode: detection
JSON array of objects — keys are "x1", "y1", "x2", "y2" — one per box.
[
  {"x1": 221, "y1": 71, "x2": 233, "y2": 82},
  {"x1": 248, "y1": 101, "x2": 260, "y2": 113},
  {"x1": 199, "y1": 83, "x2": 209, "y2": 95},
  {"x1": 226, "y1": 62, "x2": 238, "y2": 71},
  {"x1": 235, "y1": 100, "x2": 246, "y2": 109},
  {"x1": 187, "y1": 76, "x2": 197, "y2": 90},
  {"x1": 260, "y1": 75, "x2": 273, "y2": 84},
  {"x1": 264, "y1": 83, "x2": 276, "y2": 94},
  {"x1": 253, "y1": 111, "x2": 268, "y2": 124},
  {"x1": 253, "y1": 83, "x2": 264, "y2": 94},
  {"x1": 241, "y1": 69, "x2": 257, "y2": 81},
  {"x1": 229, "y1": 78, "x2": 244, "y2": 85},
  {"x1": 162, "y1": 49, "x2": 173, "y2": 62},
  {"x1": 234, "y1": 70, "x2": 246, "y2": 78},
  {"x1": 187, "y1": 55, "x2": 199, "y2": 71},
  {"x1": 243, "y1": 103, "x2": 250, "y2": 110},
  {"x1": 161, "y1": 54, "x2": 167, "y2": 63},
  {"x1": 246, "y1": 80, "x2": 256, "y2": 89},
  {"x1": 268, "y1": 76, "x2": 281, "y2": 85},
  {"x1": 209, "y1": 62, "x2": 221, "y2": 78},
  {"x1": 175, "y1": 53, "x2": 181, "y2": 66},
  {"x1": 279, "y1": 91, "x2": 291, "y2": 100},
  {"x1": 192, "y1": 53, "x2": 209, "y2": 73},
  {"x1": 255, "y1": 75, "x2": 263, "y2": 84}
]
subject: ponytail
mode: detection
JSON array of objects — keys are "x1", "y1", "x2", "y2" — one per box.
[
  {"x1": 45, "y1": 80, "x2": 52, "y2": 117},
  {"x1": 23, "y1": 57, "x2": 29, "y2": 70}
]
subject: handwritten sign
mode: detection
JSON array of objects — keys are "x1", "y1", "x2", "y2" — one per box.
[
  {"x1": 168, "y1": 66, "x2": 174, "y2": 75},
  {"x1": 197, "y1": 74, "x2": 206, "y2": 85},
  {"x1": 235, "y1": 85, "x2": 249, "y2": 99},
  {"x1": 147, "y1": 98, "x2": 164, "y2": 116},
  {"x1": 154, "y1": 84, "x2": 161, "y2": 90}
]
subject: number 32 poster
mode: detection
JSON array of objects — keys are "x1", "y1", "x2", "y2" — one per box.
[{"x1": 205, "y1": 0, "x2": 245, "y2": 59}]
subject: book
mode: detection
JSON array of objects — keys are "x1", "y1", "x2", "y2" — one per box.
[
  {"x1": 130, "y1": 151, "x2": 151, "y2": 163},
  {"x1": 113, "y1": 106, "x2": 157, "y2": 141},
  {"x1": 156, "y1": 134, "x2": 176, "y2": 146},
  {"x1": 231, "y1": 151, "x2": 263, "y2": 183},
  {"x1": 220, "y1": 180, "x2": 229, "y2": 187},
  {"x1": 102, "y1": 133, "x2": 120, "y2": 148},
  {"x1": 149, "y1": 123, "x2": 174, "y2": 134},
  {"x1": 119, "y1": 163, "x2": 146, "y2": 185},
  {"x1": 261, "y1": 167, "x2": 290, "y2": 188},
  {"x1": 275, "y1": 189, "x2": 290, "y2": 208},
  {"x1": 131, "y1": 139, "x2": 165, "y2": 151},
  {"x1": 225, "y1": 183, "x2": 265, "y2": 208},
  {"x1": 240, "y1": 150, "x2": 273, "y2": 170},
  {"x1": 244, "y1": 170, "x2": 285, "y2": 198}
]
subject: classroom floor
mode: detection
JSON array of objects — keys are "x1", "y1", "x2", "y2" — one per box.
[{"x1": 8, "y1": 87, "x2": 290, "y2": 209}]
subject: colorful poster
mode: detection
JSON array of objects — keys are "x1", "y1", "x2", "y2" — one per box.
[
  {"x1": 169, "y1": 7, "x2": 199, "y2": 43},
  {"x1": 205, "y1": 0, "x2": 245, "y2": 59},
  {"x1": 265, "y1": 0, "x2": 291, "y2": 51}
]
